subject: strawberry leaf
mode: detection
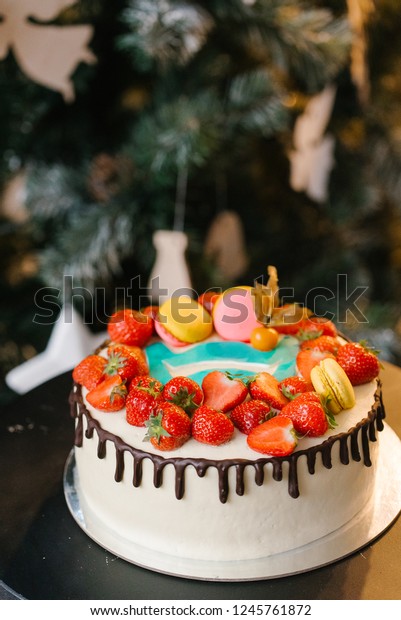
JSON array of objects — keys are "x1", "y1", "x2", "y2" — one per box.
[
  {"x1": 319, "y1": 394, "x2": 337, "y2": 429},
  {"x1": 358, "y1": 339, "x2": 381, "y2": 357},
  {"x1": 144, "y1": 412, "x2": 171, "y2": 443},
  {"x1": 225, "y1": 371, "x2": 249, "y2": 383},
  {"x1": 280, "y1": 386, "x2": 299, "y2": 401},
  {"x1": 167, "y1": 386, "x2": 199, "y2": 415},
  {"x1": 104, "y1": 353, "x2": 126, "y2": 376},
  {"x1": 110, "y1": 382, "x2": 127, "y2": 402},
  {"x1": 297, "y1": 328, "x2": 323, "y2": 342},
  {"x1": 136, "y1": 380, "x2": 162, "y2": 398}
]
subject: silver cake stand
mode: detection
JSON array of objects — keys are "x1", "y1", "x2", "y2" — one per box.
[{"x1": 64, "y1": 422, "x2": 401, "y2": 582}]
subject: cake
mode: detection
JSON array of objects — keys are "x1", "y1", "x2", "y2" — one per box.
[{"x1": 68, "y1": 270, "x2": 384, "y2": 572}]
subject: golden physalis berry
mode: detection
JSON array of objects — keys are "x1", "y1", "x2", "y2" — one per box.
[{"x1": 250, "y1": 327, "x2": 279, "y2": 351}]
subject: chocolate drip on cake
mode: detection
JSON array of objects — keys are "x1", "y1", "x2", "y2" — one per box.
[
  {"x1": 115, "y1": 449, "x2": 125, "y2": 483},
  {"x1": 287, "y1": 458, "x2": 299, "y2": 499},
  {"x1": 254, "y1": 462, "x2": 265, "y2": 486},
  {"x1": 69, "y1": 381, "x2": 385, "y2": 504},
  {"x1": 339, "y1": 435, "x2": 350, "y2": 465},
  {"x1": 132, "y1": 456, "x2": 143, "y2": 487},
  {"x1": 236, "y1": 463, "x2": 247, "y2": 496}
]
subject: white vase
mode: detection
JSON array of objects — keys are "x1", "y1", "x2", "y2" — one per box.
[
  {"x1": 147, "y1": 230, "x2": 193, "y2": 304},
  {"x1": 5, "y1": 304, "x2": 107, "y2": 394}
]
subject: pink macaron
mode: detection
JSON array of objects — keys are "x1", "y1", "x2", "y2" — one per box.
[
  {"x1": 213, "y1": 286, "x2": 260, "y2": 342},
  {"x1": 154, "y1": 317, "x2": 189, "y2": 347}
]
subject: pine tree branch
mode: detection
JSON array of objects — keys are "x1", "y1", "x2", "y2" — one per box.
[
  {"x1": 26, "y1": 164, "x2": 82, "y2": 222},
  {"x1": 225, "y1": 68, "x2": 289, "y2": 137},
  {"x1": 25, "y1": 163, "x2": 142, "y2": 290},
  {"x1": 127, "y1": 92, "x2": 222, "y2": 177},
  {"x1": 207, "y1": 0, "x2": 351, "y2": 91},
  {"x1": 39, "y1": 204, "x2": 137, "y2": 291},
  {"x1": 270, "y1": 6, "x2": 351, "y2": 90},
  {"x1": 366, "y1": 126, "x2": 401, "y2": 209},
  {"x1": 118, "y1": 0, "x2": 213, "y2": 70}
]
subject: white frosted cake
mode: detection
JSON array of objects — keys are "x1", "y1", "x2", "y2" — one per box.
[{"x1": 69, "y1": 284, "x2": 384, "y2": 569}]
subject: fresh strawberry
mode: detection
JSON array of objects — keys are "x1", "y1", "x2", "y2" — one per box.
[
  {"x1": 336, "y1": 342, "x2": 380, "y2": 385},
  {"x1": 107, "y1": 343, "x2": 149, "y2": 378},
  {"x1": 129, "y1": 375, "x2": 163, "y2": 392},
  {"x1": 296, "y1": 349, "x2": 336, "y2": 382},
  {"x1": 198, "y1": 291, "x2": 219, "y2": 313},
  {"x1": 86, "y1": 375, "x2": 127, "y2": 412},
  {"x1": 126, "y1": 379, "x2": 163, "y2": 426},
  {"x1": 248, "y1": 372, "x2": 289, "y2": 411},
  {"x1": 299, "y1": 335, "x2": 340, "y2": 354},
  {"x1": 201, "y1": 371, "x2": 248, "y2": 412},
  {"x1": 269, "y1": 304, "x2": 309, "y2": 335},
  {"x1": 162, "y1": 376, "x2": 203, "y2": 415},
  {"x1": 191, "y1": 405, "x2": 234, "y2": 446},
  {"x1": 247, "y1": 416, "x2": 298, "y2": 456},
  {"x1": 141, "y1": 305, "x2": 159, "y2": 320},
  {"x1": 72, "y1": 354, "x2": 107, "y2": 390},
  {"x1": 230, "y1": 400, "x2": 272, "y2": 435},
  {"x1": 279, "y1": 392, "x2": 333, "y2": 437},
  {"x1": 274, "y1": 316, "x2": 337, "y2": 338},
  {"x1": 107, "y1": 308, "x2": 153, "y2": 347},
  {"x1": 271, "y1": 321, "x2": 305, "y2": 336},
  {"x1": 141, "y1": 305, "x2": 159, "y2": 333},
  {"x1": 104, "y1": 347, "x2": 148, "y2": 383},
  {"x1": 278, "y1": 376, "x2": 313, "y2": 399},
  {"x1": 297, "y1": 316, "x2": 337, "y2": 338},
  {"x1": 144, "y1": 402, "x2": 191, "y2": 451}
]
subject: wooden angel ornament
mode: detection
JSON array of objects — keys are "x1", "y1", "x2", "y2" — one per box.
[
  {"x1": 0, "y1": 0, "x2": 96, "y2": 102},
  {"x1": 289, "y1": 85, "x2": 337, "y2": 204}
]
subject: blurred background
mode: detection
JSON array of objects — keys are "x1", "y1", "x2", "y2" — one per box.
[{"x1": 1, "y1": 0, "x2": 401, "y2": 406}]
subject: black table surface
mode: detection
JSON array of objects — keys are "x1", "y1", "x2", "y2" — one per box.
[{"x1": 1, "y1": 363, "x2": 401, "y2": 601}]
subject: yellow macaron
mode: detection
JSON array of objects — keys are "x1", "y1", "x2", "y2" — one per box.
[
  {"x1": 158, "y1": 295, "x2": 213, "y2": 344},
  {"x1": 310, "y1": 358, "x2": 355, "y2": 414}
]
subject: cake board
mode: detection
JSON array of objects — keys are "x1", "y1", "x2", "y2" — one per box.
[{"x1": 64, "y1": 422, "x2": 401, "y2": 582}]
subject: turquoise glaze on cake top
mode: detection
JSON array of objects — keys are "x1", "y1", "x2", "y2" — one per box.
[{"x1": 145, "y1": 336, "x2": 298, "y2": 384}]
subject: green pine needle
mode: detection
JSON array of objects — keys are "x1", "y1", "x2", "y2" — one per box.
[{"x1": 118, "y1": 0, "x2": 213, "y2": 70}]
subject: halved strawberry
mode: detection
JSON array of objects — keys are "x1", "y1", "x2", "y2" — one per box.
[
  {"x1": 279, "y1": 392, "x2": 335, "y2": 437},
  {"x1": 201, "y1": 371, "x2": 248, "y2": 413},
  {"x1": 296, "y1": 349, "x2": 336, "y2": 383},
  {"x1": 191, "y1": 405, "x2": 234, "y2": 446},
  {"x1": 162, "y1": 376, "x2": 203, "y2": 415},
  {"x1": 336, "y1": 342, "x2": 380, "y2": 385},
  {"x1": 247, "y1": 416, "x2": 298, "y2": 456},
  {"x1": 126, "y1": 379, "x2": 163, "y2": 426},
  {"x1": 248, "y1": 372, "x2": 289, "y2": 411},
  {"x1": 106, "y1": 343, "x2": 149, "y2": 379},
  {"x1": 230, "y1": 400, "x2": 272, "y2": 435},
  {"x1": 107, "y1": 308, "x2": 153, "y2": 347},
  {"x1": 299, "y1": 335, "x2": 339, "y2": 354},
  {"x1": 86, "y1": 375, "x2": 127, "y2": 412},
  {"x1": 144, "y1": 402, "x2": 191, "y2": 451},
  {"x1": 72, "y1": 354, "x2": 107, "y2": 390},
  {"x1": 278, "y1": 376, "x2": 313, "y2": 399}
]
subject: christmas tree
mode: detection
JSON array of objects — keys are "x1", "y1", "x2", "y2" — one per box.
[{"x1": 1, "y1": 0, "x2": 401, "y2": 404}]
